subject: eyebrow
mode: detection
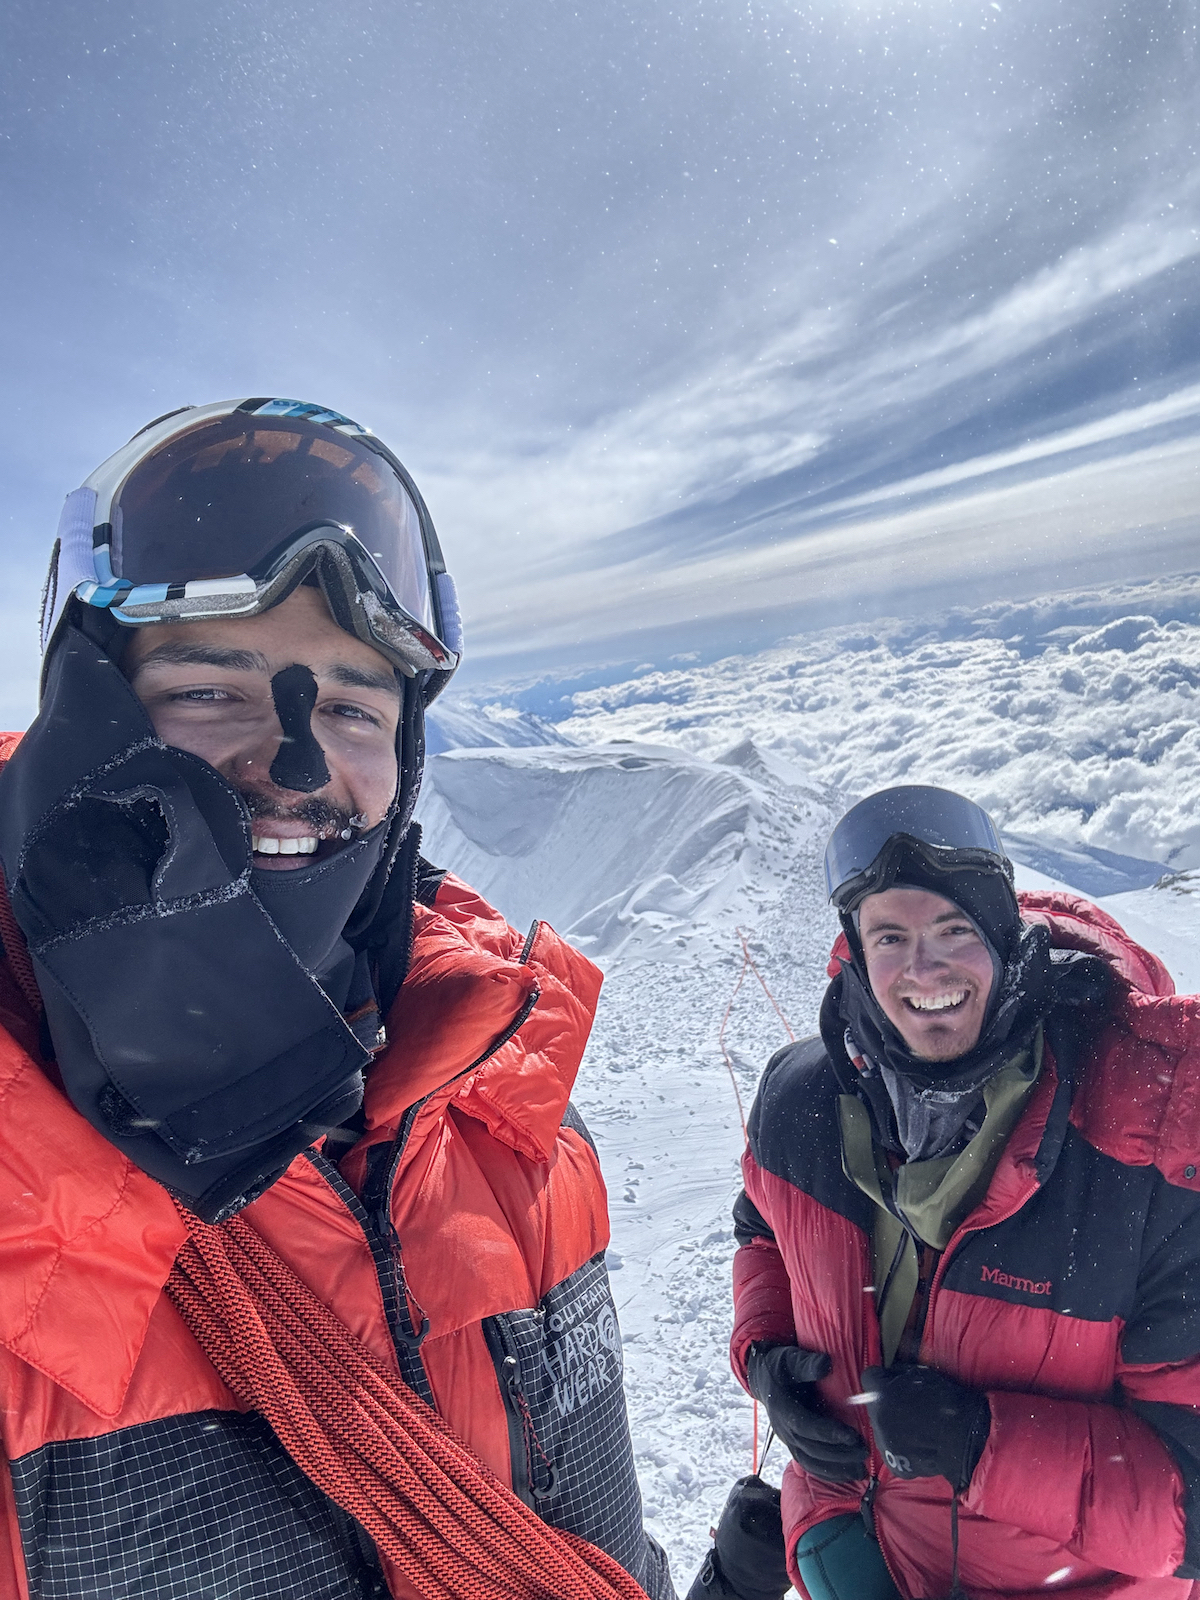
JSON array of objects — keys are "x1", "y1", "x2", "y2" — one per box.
[
  {"x1": 128, "y1": 640, "x2": 399, "y2": 695},
  {"x1": 128, "y1": 643, "x2": 268, "y2": 677},
  {"x1": 327, "y1": 662, "x2": 401, "y2": 694},
  {"x1": 862, "y1": 911, "x2": 974, "y2": 935}
]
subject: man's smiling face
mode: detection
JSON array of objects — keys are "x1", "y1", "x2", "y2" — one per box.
[
  {"x1": 122, "y1": 585, "x2": 401, "y2": 870},
  {"x1": 859, "y1": 885, "x2": 997, "y2": 1061}
]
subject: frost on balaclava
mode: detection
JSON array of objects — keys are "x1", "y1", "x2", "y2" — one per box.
[{"x1": 0, "y1": 603, "x2": 425, "y2": 1222}]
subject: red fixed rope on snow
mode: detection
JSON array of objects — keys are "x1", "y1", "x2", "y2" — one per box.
[
  {"x1": 165, "y1": 1208, "x2": 648, "y2": 1600},
  {"x1": 716, "y1": 928, "x2": 795, "y2": 1141}
]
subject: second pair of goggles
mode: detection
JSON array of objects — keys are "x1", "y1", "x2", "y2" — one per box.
[
  {"x1": 43, "y1": 398, "x2": 462, "y2": 696},
  {"x1": 825, "y1": 784, "x2": 1013, "y2": 913}
]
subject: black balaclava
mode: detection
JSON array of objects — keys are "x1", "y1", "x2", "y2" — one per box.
[{"x1": 0, "y1": 602, "x2": 426, "y2": 1222}]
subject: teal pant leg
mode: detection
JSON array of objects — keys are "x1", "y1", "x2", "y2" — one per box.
[{"x1": 794, "y1": 1513, "x2": 901, "y2": 1600}]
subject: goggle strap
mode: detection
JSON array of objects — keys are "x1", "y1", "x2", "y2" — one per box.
[
  {"x1": 434, "y1": 572, "x2": 463, "y2": 657},
  {"x1": 43, "y1": 488, "x2": 99, "y2": 650}
]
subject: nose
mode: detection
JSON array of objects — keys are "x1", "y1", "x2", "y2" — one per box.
[
  {"x1": 906, "y1": 934, "x2": 948, "y2": 979},
  {"x1": 267, "y1": 664, "x2": 331, "y2": 794}
]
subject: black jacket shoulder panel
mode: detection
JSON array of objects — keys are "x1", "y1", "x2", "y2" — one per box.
[
  {"x1": 1128, "y1": 1397, "x2": 1200, "y2": 1577},
  {"x1": 747, "y1": 1034, "x2": 838, "y2": 1166},
  {"x1": 1123, "y1": 1171, "x2": 1200, "y2": 1365},
  {"x1": 561, "y1": 1098, "x2": 598, "y2": 1154},
  {"x1": 746, "y1": 1035, "x2": 874, "y2": 1231},
  {"x1": 733, "y1": 1188, "x2": 776, "y2": 1246}
]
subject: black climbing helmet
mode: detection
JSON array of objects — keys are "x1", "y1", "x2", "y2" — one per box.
[
  {"x1": 40, "y1": 398, "x2": 462, "y2": 704},
  {"x1": 825, "y1": 784, "x2": 1021, "y2": 962}
]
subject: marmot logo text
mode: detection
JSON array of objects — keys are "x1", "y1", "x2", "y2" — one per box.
[{"x1": 981, "y1": 1265, "x2": 1051, "y2": 1296}]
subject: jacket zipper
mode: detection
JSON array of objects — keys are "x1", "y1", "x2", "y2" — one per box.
[
  {"x1": 856, "y1": 1088, "x2": 1055, "y2": 1587},
  {"x1": 366, "y1": 925, "x2": 547, "y2": 1505},
  {"x1": 857, "y1": 1206, "x2": 1034, "y2": 1600},
  {"x1": 302, "y1": 1147, "x2": 434, "y2": 1402},
  {"x1": 482, "y1": 1315, "x2": 558, "y2": 1509},
  {"x1": 896, "y1": 1242, "x2": 939, "y2": 1365},
  {"x1": 921, "y1": 1172, "x2": 1042, "y2": 1353},
  {"x1": 483, "y1": 1318, "x2": 534, "y2": 1507},
  {"x1": 859, "y1": 1470, "x2": 906, "y2": 1594},
  {"x1": 924, "y1": 1051, "x2": 1068, "y2": 1339},
  {"x1": 368, "y1": 977, "x2": 543, "y2": 1222}
]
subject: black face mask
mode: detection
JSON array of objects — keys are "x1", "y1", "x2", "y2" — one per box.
[
  {"x1": 251, "y1": 824, "x2": 388, "y2": 1032},
  {"x1": 0, "y1": 618, "x2": 417, "y2": 1222}
]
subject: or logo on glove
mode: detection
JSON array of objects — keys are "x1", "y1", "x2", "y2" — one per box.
[
  {"x1": 746, "y1": 1347, "x2": 990, "y2": 1493},
  {"x1": 860, "y1": 1365, "x2": 991, "y2": 1492}
]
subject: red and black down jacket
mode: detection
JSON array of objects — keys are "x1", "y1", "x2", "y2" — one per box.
[
  {"x1": 732, "y1": 891, "x2": 1200, "y2": 1600},
  {"x1": 0, "y1": 853, "x2": 672, "y2": 1600}
]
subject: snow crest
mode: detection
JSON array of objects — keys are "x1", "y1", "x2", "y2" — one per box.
[{"x1": 420, "y1": 740, "x2": 841, "y2": 961}]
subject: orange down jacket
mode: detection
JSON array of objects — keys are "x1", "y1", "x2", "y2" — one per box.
[{"x1": 0, "y1": 813, "x2": 670, "y2": 1599}]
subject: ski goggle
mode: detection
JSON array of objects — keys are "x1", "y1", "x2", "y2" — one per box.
[
  {"x1": 43, "y1": 399, "x2": 462, "y2": 686},
  {"x1": 824, "y1": 785, "x2": 1012, "y2": 912}
]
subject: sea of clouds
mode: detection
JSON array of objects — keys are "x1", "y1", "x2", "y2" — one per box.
[{"x1": 542, "y1": 571, "x2": 1200, "y2": 879}]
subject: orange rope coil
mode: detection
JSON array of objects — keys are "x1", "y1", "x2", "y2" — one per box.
[{"x1": 166, "y1": 1207, "x2": 649, "y2": 1600}]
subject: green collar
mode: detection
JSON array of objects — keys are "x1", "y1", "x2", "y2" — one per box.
[{"x1": 839, "y1": 1029, "x2": 1042, "y2": 1364}]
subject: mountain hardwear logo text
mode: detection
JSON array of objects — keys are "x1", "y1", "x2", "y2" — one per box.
[{"x1": 981, "y1": 1265, "x2": 1051, "y2": 1296}]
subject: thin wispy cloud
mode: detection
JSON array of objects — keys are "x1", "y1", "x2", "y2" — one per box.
[{"x1": 428, "y1": 188, "x2": 1200, "y2": 640}]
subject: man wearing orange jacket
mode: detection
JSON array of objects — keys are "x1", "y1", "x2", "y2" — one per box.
[
  {"x1": 0, "y1": 399, "x2": 673, "y2": 1600},
  {"x1": 694, "y1": 785, "x2": 1200, "y2": 1600}
]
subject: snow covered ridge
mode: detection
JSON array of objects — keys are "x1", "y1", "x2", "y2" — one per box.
[
  {"x1": 553, "y1": 574, "x2": 1200, "y2": 877},
  {"x1": 424, "y1": 701, "x2": 570, "y2": 754},
  {"x1": 418, "y1": 739, "x2": 842, "y2": 961}
]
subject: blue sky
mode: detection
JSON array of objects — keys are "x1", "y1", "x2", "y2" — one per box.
[{"x1": 2, "y1": 0, "x2": 1199, "y2": 721}]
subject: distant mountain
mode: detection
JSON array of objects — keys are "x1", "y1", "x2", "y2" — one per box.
[{"x1": 424, "y1": 700, "x2": 573, "y2": 753}]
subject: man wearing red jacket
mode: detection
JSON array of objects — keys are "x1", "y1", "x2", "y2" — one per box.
[
  {"x1": 696, "y1": 784, "x2": 1200, "y2": 1600},
  {"x1": 0, "y1": 400, "x2": 672, "y2": 1600}
]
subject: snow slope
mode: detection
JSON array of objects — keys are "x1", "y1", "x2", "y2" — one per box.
[
  {"x1": 418, "y1": 736, "x2": 843, "y2": 1581},
  {"x1": 425, "y1": 701, "x2": 570, "y2": 755},
  {"x1": 416, "y1": 574, "x2": 1200, "y2": 1590},
  {"x1": 419, "y1": 738, "x2": 842, "y2": 962}
]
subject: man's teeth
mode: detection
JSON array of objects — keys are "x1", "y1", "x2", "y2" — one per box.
[
  {"x1": 252, "y1": 835, "x2": 319, "y2": 856},
  {"x1": 906, "y1": 991, "x2": 967, "y2": 1012}
]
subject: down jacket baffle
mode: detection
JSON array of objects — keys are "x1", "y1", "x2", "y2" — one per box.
[
  {"x1": 732, "y1": 891, "x2": 1200, "y2": 1600},
  {"x1": 0, "y1": 840, "x2": 672, "y2": 1600}
]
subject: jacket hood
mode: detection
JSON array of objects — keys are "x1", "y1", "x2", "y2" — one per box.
[{"x1": 351, "y1": 875, "x2": 603, "y2": 1168}]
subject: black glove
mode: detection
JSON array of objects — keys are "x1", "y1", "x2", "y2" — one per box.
[
  {"x1": 684, "y1": 1475, "x2": 790, "y2": 1600},
  {"x1": 861, "y1": 1365, "x2": 991, "y2": 1491},
  {"x1": 746, "y1": 1343, "x2": 868, "y2": 1484}
]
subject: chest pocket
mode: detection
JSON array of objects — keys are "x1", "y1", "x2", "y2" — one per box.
[{"x1": 481, "y1": 1252, "x2": 669, "y2": 1599}]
